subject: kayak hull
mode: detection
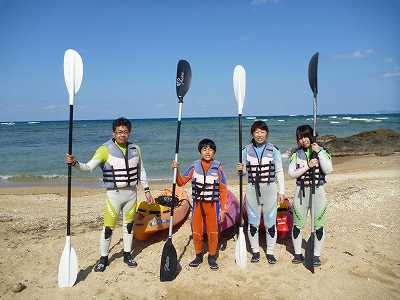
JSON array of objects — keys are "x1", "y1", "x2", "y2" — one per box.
[
  {"x1": 243, "y1": 196, "x2": 293, "y2": 239},
  {"x1": 133, "y1": 187, "x2": 189, "y2": 241},
  {"x1": 219, "y1": 190, "x2": 240, "y2": 233}
]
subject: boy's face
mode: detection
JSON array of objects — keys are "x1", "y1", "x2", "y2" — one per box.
[
  {"x1": 113, "y1": 125, "x2": 130, "y2": 145},
  {"x1": 200, "y1": 145, "x2": 215, "y2": 161}
]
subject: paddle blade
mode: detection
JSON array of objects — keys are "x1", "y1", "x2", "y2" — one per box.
[
  {"x1": 308, "y1": 52, "x2": 319, "y2": 97},
  {"x1": 235, "y1": 226, "x2": 247, "y2": 268},
  {"x1": 304, "y1": 233, "x2": 315, "y2": 273},
  {"x1": 156, "y1": 195, "x2": 179, "y2": 208},
  {"x1": 233, "y1": 65, "x2": 246, "y2": 114},
  {"x1": 160, "y1": 238, "x2": 178, "y2": 281},
  {"x1": 58, "y1": 236, "x2": 78, "y2": 287},
  {"x1": 64, "y1": 49, "x2": 83, "y2": 105},
  {"x1": 176, "y1": 60, "x2": 192, "y2": 100}
]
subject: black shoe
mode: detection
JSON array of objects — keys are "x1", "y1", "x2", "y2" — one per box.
[
  {"x1": 189, "y1": 254, "x2": 203, "y2": 267},
  {"x1": 251, "y1": 252, "x2": 260, "y2": 263},
  {"x1": 94, "y1": 256, "x2": 108, "y2": 272},
  {"x1": 123, "y1": 252, "x2": 138, "y2": 268},
  {"x1": 291, "y1": 254, "x2": 304, "y2": 264},
  {"x1": 208, "y1": 255, "x2": 219, "y2": 270},
  {"x1": 266, "y1": 254, "x2": 277, "y2": 265},
  {"x1": 313, "y1": 256, "x2": 321, "y2": 267}
]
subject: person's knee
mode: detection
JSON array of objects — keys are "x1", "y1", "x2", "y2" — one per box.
[
  {"x1": 249, "y1": 224, "x2": 258, "y2": 237},
  {"x1": 316, "y1": 227, "x2": 324, "y2": 241},
  {"x1": 207, "y1": 231, "x2": 218, "y2": 239},
  {"x1": 126, "y1": 222, "x2": 134, "y2": 234},
  {"x1": 103, "y1": 200, "x2": 119, "y2": 228},
  {"x1": 267, "y1": 225, "x2": 276, "y2": 238},
  {"x1": 293, "y1": 226, "x2": 301, "y2": 239},
  {"x1": 192, "y1": 232, "x2": 203, "y2": 241},
  {"x1": 104, "y1": 226, "x2": 113, "y2": 239}
]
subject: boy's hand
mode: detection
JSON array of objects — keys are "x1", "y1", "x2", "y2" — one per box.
[{"x1": 219, "y1": 211, "x2": 226, "y2": 223}]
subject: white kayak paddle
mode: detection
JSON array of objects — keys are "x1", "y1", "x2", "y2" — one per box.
[
  {"x1": 233, "y1": 65, "x2": 247, "y2": 268},
  {"x1": 58, "y1": 49, "x2": 83, "y2": 288}
]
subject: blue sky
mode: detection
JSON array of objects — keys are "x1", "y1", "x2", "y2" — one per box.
[{"x1": 0, "y1": 0, "x2": 399, "y2": 121}]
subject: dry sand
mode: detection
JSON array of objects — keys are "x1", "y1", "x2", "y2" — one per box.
[{"x1": 1, "y1": 154, "x2": 399, "y2": 299}]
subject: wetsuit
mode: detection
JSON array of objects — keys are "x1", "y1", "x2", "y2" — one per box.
[
  {"x1": 242, "y1": 142, "x2": 285, "y2": 256},
  {"x1": 176, "y1": 159, "x2": 227, "y2": 256},
  {"x1": 74, "y1": 139, "x2": 150, "y2": 256},
  {"x1": 288, "y1": 147, "x2": 332, "y2": 257}
]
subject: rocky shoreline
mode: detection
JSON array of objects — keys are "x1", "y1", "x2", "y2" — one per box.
[{"x1": 318, "y1": 128, "x2": 400, "y2": 156}]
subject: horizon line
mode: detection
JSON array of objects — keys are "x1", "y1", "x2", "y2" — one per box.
[{"x1": 1, "y1": 111, "x2": 400, "y2": 123}]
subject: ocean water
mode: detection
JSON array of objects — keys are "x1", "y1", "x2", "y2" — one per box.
[{"x1": 1, "y1": 114, "x2": 399, "y2": 187}]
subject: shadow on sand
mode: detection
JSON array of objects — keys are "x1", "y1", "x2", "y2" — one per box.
[{"x1": 76, "y1": 209, "x2": 190, "y2": 285}]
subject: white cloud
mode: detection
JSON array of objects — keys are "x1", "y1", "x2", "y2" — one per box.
[
  {"x1": 383, "y1": 68, "x2": 400, "y2": 78},
  {"x1": 334, "y1": 49, "x2": 376, "y2": 60},
  {"x1": 251, "y1": 0, "x2": 280, "y2": 5}
]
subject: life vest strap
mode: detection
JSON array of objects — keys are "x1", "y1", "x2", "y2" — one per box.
[
  {"x1": 103, "y1": 178, "x2": 138, "y2": 183},
  {"x1": 103, "y1": 172, "x2": 138, "y2": 178},
  {"x1": 103, "y1": 166, "x2": 137, "y2": 173}
]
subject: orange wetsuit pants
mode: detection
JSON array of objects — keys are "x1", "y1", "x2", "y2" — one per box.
[{"x1": 192, "y1": 201, "x2": 219, "y2": 256}]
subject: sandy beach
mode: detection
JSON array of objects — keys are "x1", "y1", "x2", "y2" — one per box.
[{"x1": 1, "y1": 154, "x2": 399, "y2": 299}]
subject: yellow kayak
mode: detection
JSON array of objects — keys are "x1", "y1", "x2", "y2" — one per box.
[{"x1": 133, "y1": 187, "x2": 189, "y2": 240}]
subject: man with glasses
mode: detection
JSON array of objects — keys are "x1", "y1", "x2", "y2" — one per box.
[{"x1": 65, "y1": 117, "x2": 154, "y2": 272}]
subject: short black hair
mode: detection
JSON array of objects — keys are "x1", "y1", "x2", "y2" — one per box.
[
  {"x1": 296, "y1": 124, "x2": 314, "y2": 141},
  {"x1": 251, "y1": 120, "x2": 269, "y2": 135},
  {"x1": 112, "y1": 117, "x2": 132, "y2": 132},
  {"x1": 198, "y1": 138, "x2": 216, "y2": 153},
  {"x1": 250, "y1": 120, "x2": 269, "y2": 145}
]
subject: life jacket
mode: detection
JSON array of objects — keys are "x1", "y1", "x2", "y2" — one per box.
[
  {"x1": 191, "y1": 160, "x2": 220, "y2": 202},
  {"x1": 295, "y1": 148, "x2": 326, "y2": 191},
  {"x1": 101, "y1": 139, "x2": 140, "y2": 190},
  {"x1": 246, "y1": 143, "x2": 276, "y2": 185}
]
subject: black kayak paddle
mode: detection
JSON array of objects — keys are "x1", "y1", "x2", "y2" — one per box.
[
  {"x1": 304, "y1": 52, "x2": 319, "y2": 274},
  {"x1": 160, "y1": 59, "x2": 192, "y2": 282}
]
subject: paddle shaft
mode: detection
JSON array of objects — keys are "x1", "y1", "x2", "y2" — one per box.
[
  {"x1": 67, "y1": 104, "x2": 74, "y2": 236},
  {"x1": 238, "y1": 113, "x2": 243, "y2": 227},
  {"x1": 311, "y1": 93, "x2": 317, "y2": 196},
  {"x1": 168, "y1": 98, "x2": 183, "y2": 237},
  {"x1": 310, "y1": 93, "x2": 318, "y2": 232}
]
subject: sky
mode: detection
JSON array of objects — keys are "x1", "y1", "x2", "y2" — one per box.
[{"x1": 0, "y1": 0, "x2": 399, "y2": 122}]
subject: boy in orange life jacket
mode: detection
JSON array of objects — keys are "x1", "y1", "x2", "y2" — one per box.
[{"x1": 171, "y1": 138, "x2": 227, "y2": 270}]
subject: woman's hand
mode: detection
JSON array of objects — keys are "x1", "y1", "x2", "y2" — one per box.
[
  {"x1": 236, "y1": 163, "x2": 245, "y2": 174},
  {"x1": 308, "y1": 158, "x2": 319, "y2": 168},
  {"x1": 171, "y1": 160, "x2": 179, "y2": 170},
  {"x1": 277, "y1": 193, "x2": 286, "y2": 205},
  {"x1": 311, "y1": 143, "x2": 321, "y2": 153}
]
